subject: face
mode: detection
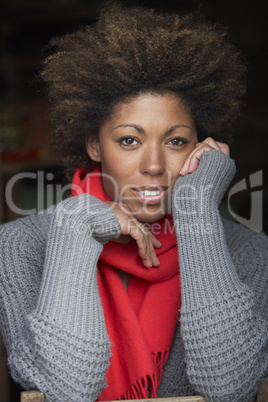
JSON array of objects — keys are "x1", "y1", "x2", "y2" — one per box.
[{"x1": 87, "y1": 93, "x2": 198, "y2": 223}]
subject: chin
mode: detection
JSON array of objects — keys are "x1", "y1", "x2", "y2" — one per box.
[
  {"x1": 134, "y1": 211, "x2": 167, "y2": 224},
  {"x1": 131, "y1": 202, "x2": 171, "y2": 223}
]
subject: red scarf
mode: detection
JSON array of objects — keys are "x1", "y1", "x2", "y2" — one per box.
[{"x1": 71, "y1": 167, "x2": 181, "y2": 400}]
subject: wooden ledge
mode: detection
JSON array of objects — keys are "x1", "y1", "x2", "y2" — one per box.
[
  {"x1": 21, "y1": 390, "x2": 45, "y2": 402},
  {"x1": 20, "y1": 392, "x2": 205, "y2": 402}
]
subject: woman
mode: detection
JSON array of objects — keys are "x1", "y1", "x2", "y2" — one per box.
[{"x1": 0, "y1": 3, "x2": 267, "y2": 402}]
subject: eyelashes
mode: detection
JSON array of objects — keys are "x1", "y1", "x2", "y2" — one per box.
[
  {"x1": 119, "y1": 137, "x2": 139, "y2": 147},
  {"x1": 167, "y1": 137, "x2": 188, "y2": 147},
  {"x1": 118, "y1": 136, "x2": 189, "y2": 148}
]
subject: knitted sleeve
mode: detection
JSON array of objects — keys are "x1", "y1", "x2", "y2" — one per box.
[
  {"x1": 0, "y1": 194, "x2": 120, "y2": 401},
  {"x1": 172, "y1": 150, "x2": 268, "y2": 402}
]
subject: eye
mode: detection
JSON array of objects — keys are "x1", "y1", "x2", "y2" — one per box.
[
  {"x1": 119, "y1": 136, "x2": 139, "y2": 147},
  {"x1": 167, "y1": 137, "x2": 188, "y2": 147}
]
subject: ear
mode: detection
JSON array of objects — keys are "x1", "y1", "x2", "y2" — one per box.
[{"x1": 86, "y1": 136, "x2": 102, "y2": 163}]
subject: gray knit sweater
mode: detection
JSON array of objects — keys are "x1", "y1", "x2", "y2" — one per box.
[{"x1": 0, "y1": 150, "x2": 268, "y2": 402}]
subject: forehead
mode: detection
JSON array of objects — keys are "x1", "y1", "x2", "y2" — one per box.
[{"x1": 108, "y1": 93, "x2": 195, "y2": 126}]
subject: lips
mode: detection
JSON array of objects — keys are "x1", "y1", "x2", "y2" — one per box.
[{"x1": 132, "y1": 186, "x2": 168, "y2": 204}]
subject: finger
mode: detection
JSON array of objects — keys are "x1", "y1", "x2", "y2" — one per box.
[
  {"x1": 144, "y1": 229, "x2": 160, "y2": 267},
  {"x1": 140, "y1": 226, "x2": 160, "y2": 268},
  {"x1": 203, "y1": 137, "x2": 222, "y2": 150},
  {"x1": 133, "y1": 228, "x2": 153, "y2": 267},
  {"x1": 106, "y1": 201, "x2": 161, "y2": 268},
  {"x1": 180, "y1": 143, "x2": 213, "y2": 175},
  {"x1": 148, "y1": 232, "x2": 162, "y2": 248},
  {"x1": 188, "y1": 143, "x2": 217, "y2": 173},
  {"x1": 142, "y1": 226, "x2": 162, "y2": 266},
  {"x1": 130, "y1": 222, "x2": 160, "y2": 268},
  {"x1": 147, "y1": 232, "x2": 162, "y2": 266},
  {"x1": 134, "y1": 222, "x2": 161, "y2": 267},
  {"x1": 202, "y1": 138, "x2": 230, "y2": 156},
  {"x1": 144, "y1": 231, "x2": 153, "y2": 267},
  {"x1": 149, "y1": 240, "x2": 161, "y2": 267},
  {"x1": 180, "y1": 138, "x2": 222, "y2": 176},
  {"x1": 216, "y1": 142, "x2": 230, "y2": 155}
]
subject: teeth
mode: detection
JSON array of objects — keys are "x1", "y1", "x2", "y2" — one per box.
[{"x1": 141, "y1": 190, "x2": 161, "y2": 196}]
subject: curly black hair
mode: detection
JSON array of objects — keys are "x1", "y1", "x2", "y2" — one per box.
[{"x1": 41, "y1": 2, "x2": 246, "y2": 180}]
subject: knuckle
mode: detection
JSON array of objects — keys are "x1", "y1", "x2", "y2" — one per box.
[{"x1": 203, "y1": 137, "x2": 214, "y2": 146}]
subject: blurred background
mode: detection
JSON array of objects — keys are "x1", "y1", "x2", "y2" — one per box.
[{"x1": 0, "y1": 0, "x2": 267, "y2": 400}]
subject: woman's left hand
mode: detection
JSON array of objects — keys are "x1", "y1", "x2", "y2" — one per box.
[{"x1": 179, "y1": 137, "x2": 229, "y2": 176}]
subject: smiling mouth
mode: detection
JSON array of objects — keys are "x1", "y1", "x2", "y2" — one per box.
[{"x1": 132, "y1": 186, "x2": 168, "y2": 204}]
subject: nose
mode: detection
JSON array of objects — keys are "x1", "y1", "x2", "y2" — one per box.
[{"x1": 139, "y1": 144, "x2": 166, "y2": 176}]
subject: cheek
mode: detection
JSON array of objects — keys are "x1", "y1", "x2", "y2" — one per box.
[
  {"x1": 167, "y1": 146, "x2": 196, "y2": 185},
  {"x1": 101, "y1": 159, "x2": 134, "y2": 200},
  {"x1": 168, "y1": 152, "x2": 190, "y2": 175},
  {"x1": 102, "y1": 152, "x2": 137, "y2": 183},
  {"x1": 101, "y1": 173, "x2": 120, "y2": 200}
]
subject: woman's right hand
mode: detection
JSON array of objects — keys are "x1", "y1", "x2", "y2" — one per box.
[{"x1": 103, "y1": 201, "x2": 162, "y2": 268}]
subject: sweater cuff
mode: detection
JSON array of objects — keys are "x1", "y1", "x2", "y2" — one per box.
[
  {"x1": 171, "y1": 150, "x2": 246, "y2": 305},
  {"x1": 172, "y1": 150, "x2": 236, "y2": 213},
  {"x1": 53, "y1": 193, "x2": 121, "y2": 244},
  {"x1": 32, "y1": 194, "x2": 120, "y2": 339}
]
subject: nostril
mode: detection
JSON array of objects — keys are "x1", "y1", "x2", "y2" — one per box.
[
  {"x1": 140, "y1": 165, "x2": 166, "y2": 175},
  {"x1": 140, "y1": 150, "x2": 166, "y2": 175}
]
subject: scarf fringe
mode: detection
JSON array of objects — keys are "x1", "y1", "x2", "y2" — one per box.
[
  {"x1": 153, "y1": 350, "x2": 169, "y2": 387},
  {"x1": 119, "y1": 351, "x2": 169, "y2": 400},
  {"x1": 120, "y1": 375, "x2": 154, "y2": 400}
]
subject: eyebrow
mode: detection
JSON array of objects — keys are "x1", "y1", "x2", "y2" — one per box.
[{"x1": 113, "y1": 124, "x2": 194, "y2": 136}]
